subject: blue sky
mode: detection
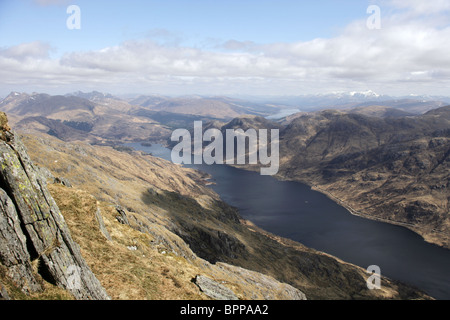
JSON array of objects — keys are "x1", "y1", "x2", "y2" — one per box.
[
  {"x1": 0, "y1": 0, "x2": 370, "y2": 54},
  {"x1": 1, "y1": 0, "x2": 450, "y2": 96}
]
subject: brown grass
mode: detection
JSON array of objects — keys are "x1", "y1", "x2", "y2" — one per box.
[{"x1": 48, "y1": 184, "x2": 207, "y2": 300}]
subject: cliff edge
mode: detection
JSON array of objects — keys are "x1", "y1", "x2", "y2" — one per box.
[{"x1": 0, "y1": 112, "x2": 110, "y2": 300}]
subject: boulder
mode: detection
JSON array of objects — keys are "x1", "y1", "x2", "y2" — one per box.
[{"x1": 194, "y1": 275, "x2": 239, "y2": 300}]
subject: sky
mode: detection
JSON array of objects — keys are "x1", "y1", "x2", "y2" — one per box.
[{"x1": 0, "y1": 0, "x2": 450, "y2": 97}]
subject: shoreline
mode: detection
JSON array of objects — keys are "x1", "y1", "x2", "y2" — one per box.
[
  {"x1": 309, "y1": 184, "x2": 449, "y2": 250},
  {"x1": 229, "y1": 164, "x2": 449, "y2": 250}
]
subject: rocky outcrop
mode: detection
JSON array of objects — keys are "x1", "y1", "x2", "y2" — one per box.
[
  {"x1": 194, "y1": 275, "x2": 239, "y2": 300},
  {"x1": 115, "y1": 206, "x2": 130, "y2": 225},
  {"x1": 95, "y1": 207, "x2": 112, "y2": 241},
  {"x1": 0, "y1": 188, "x2": 41, "y2": 294},
  {"x1": 0, "y1": 112, "x2": 109, "y2": 300},
  {"x1": 179, "y1": 227, "x2": 247, "y2": 263},
  {"x1": 54, "y1": 177, "x2": 72, "y2": 188},
  {"x1": 214, "y1": 263, "x2": 307, "y2": 300},
  {"x1": 0, "y1": 282, "x2": 9, "y2": 300}
]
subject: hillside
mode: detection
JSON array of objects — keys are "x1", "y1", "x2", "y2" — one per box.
[
  {"x1": 269, "y1": 92, "x2": 448, "y2": 114},
  {"x1": 0, "y1": 92, "x2": 280, "y2": 145},
  {"x1": 222, "y1": 108, "x2": 450, "y2": 249},
  {"x1": 148, "y1": 97, "x2": 259, "y2": 119},
  {"x1": 0, "y1": 92, "x2": 171, "y2": 144},
  {"x1": 346, "y1": 105, "x2": 415, "y2": 118},
  {"x1": 134, "y1": 95, "x2": 279, "y2": 120}
]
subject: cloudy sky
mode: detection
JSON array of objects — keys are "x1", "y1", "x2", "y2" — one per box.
[{"x1": 0, "y1": 0, "x2": 449, "y2": 97}]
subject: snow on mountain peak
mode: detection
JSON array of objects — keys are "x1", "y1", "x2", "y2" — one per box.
[{"x1": 349, "y1": 90, "x2": 380, "y2": 98}]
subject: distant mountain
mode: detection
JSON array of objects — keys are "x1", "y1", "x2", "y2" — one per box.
[
  {"x1": 284, "y1": 106, "x2": 415, "y2": 123},
  {"x1": 347, "y1": 105, "x2": 415, "y2": 118},
  {"x1": 0, "y1": 92, "x2": 96, "y2": 119},
  {"x1": 343, "y1": 99, "x2": 447, "y2": 115},
  {"x1": 209, "y1": 96, "x2": 280, "y2": 115},
  {"x1": 128, "y1": 94, "x2": 169, "y2": 108},
  {"x1": 245, "y1": 91, "x2": 450, "y2": 114},
  {"x1": 150, "y1": 97, "x2": 253, "y2": 119},
  {"x1": 131, "y1": 96, "x2": 280, "y2": 120},
  {"x1": 221, "y1": 115, "x2": 283, "y2": 132},
  {"x1": 132, "y1": 108, "x2": 225, "y2": 130},
  {"x1": 65, "y1": 91, "x2": 118, "y2": 101},
  {"x1": 0, "y1": 92, "x2": 171, "y2": 143},
  {"x1": 0, "y1": 91, "x2": 281, "y2": 143}
]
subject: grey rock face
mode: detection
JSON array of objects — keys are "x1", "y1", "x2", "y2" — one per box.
[
  {"x1": 95, "y1": 207, "x2": 112, "y2": 241},
  {"x1": 0, "y1": 129, "x2": 110, "y2": 300},
  {"x1": 115, "y1": 206, "x2": 130, "y2": 225},
  {"x1": 36, "y1": 166, "x2": 56, "y2": 182},
  {"x1": 54, "y1": 177, "x2": 72, "y2": 188},
  {"x1": 0, "y1": 281, "x2": 10, "y2": 300},
  {"x1": 194, "y1": 275, "x2": 239, "y2": 300},
  {"x1": 0, "y1": 189, "x2": 42, "y2": 294},
  {"x1": 215, "y1": 263, "x2": 307, "y2": 300}
]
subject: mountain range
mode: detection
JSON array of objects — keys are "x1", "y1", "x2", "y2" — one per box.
[
  {"x1": 0, "y1": 92, "x2": 286, "y2": 145},
  {"x1": 235, "y1": 91, "x2": 450, "y2": 114}
]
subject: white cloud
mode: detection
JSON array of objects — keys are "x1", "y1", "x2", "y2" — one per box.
[
  {"x1": 0, "y1": 41, "x2": 52, "y2": 61},
  {"x1": 388, "y1": 0, "x2": 450, "y2": 15},
  {"x1": 1, "y1": 3, "x2": 450, "y2": 96}
]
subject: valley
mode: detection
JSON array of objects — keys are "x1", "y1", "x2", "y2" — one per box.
[
  {"x1": 2, "y1": 0, "x2": 450, "y2": 305},
  {"x1": 1, "y1": 91, "x2": 449, "y2": 300}
]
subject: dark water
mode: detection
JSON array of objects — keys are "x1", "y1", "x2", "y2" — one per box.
[{"x1": 128, "y1": 143, "x2": 450, "y2": 300}]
